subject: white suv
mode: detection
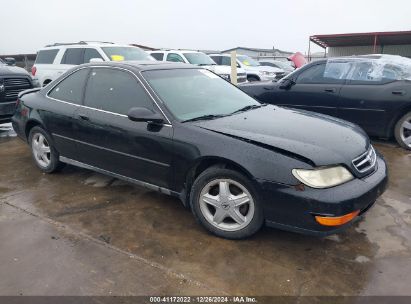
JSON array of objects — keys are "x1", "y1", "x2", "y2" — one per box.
[
  {"x1": 149, "y1": 50, "x2": 247, "y2": 84},
  {"x1": 210, "y1": 54, "x2": 285, "y2": 82},
  {"x1": 32, "y1": 41, "x2": 154, "y2": 87}
]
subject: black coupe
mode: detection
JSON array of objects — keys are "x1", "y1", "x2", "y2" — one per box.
[
  {"x1": 12, "y1": 61, "x2": 387, "y2": 239},
  {"x1": 240, "y1": 55, "x2": 411, "y2": 150}
]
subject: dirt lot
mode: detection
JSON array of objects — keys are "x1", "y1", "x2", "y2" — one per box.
[{"x1": 1, "y1": 123, "x2": 411, "y2": 296}]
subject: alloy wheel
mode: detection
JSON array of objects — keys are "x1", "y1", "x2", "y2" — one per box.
[
  {"x1": 199, "y1": 179, "x2": 255, "y2": 232},
  {"x1": 400, "y1": 116, "x2": 411, "y2": 148},
  {"x1": 32, "y1": 133, "x2": 51, "y2": 168}
]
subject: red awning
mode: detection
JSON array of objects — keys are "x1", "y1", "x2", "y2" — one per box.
[{"x1": 310, "y1": 31, "x2": 411, "y2": 48}]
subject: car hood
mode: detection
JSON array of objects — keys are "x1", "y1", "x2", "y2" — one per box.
[
  {"x1": 191, "y1": 105, "x2": 369, "y2": 167},
  {"x1": 0, "y1": 64, "x2": 30, "y2": 77},
  {"x1": 244, "y1": 65, "x2": 283, "y2": 73}
]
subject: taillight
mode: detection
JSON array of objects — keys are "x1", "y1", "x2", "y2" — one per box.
[{"x1": 31, "y1": 66, "x2": 37, "y2": 76}]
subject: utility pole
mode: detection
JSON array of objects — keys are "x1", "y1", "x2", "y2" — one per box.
[{"x1": 230, "y1": 51, "x2": 237, "y2": 86}]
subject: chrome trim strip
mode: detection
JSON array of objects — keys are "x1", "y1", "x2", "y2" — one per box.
[
  {"x1": 278, "y1": 104, "x2": 336, "y2": 109},
  {"x1": 0, "y1": 101, "x2": 18, "y2": 106},
  {"x1": 45, "y1": 65, "x2": 172, "y2": 125},
  {"x1": 53, "y1": 133, "x2": 170, "y2": 167},
  {"x1": 339, "y1": 107, "x2": 385, "y2": 112},
  {"x1": 59, "y1": 156, "x2": 178, "y2": 196}
]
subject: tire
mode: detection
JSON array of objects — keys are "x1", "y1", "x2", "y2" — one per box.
[
  {"x1": 28, "y1": 126, "x2": 65, "y2": 173},
  {"x1": 247, "y1": 76, "x2": 260, "y2": 82},
  {"x1": 394, "y1": 111, "x2": 411, "y2": 150},
  {"x1": 190, "y1": 167, "x2": 264, "y2": 239}
]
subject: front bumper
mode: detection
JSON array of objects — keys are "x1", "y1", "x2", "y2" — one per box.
[
  {"x1": 0, "y1": 101, "x2": 16, "y2": 124},
  {"x1": 257, "y1": 155, "x2": 388, "y2": 236},
  {"x1": 259, "y1": 74, "x2": 277, "y2": 81}
]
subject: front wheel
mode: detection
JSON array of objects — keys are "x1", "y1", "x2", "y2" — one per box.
[
  {"x1": 247, "y1": 76, "x2": 260, "y2": 82},
  {"x1": 394, "y1": 111, "x2": 411, "y2": 150},
  {"x1": 29, "y1": 126, "x2": 64, "y2": 173},
  {"x1": 190, "y1": 167, "x2": 264, "y2": 239}
]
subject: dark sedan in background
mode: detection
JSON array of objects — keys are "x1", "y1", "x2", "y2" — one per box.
[
  {"x1": 12, "y1": 61, "x2": 387, "y2": 239},
  {"x1": 240, "y1": 55, "x2": 411, "y2": 150}
]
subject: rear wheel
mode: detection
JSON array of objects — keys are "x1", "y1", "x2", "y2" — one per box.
[
  {"x1": 190, "y1": 167, "x2": 264, "y2": 239},
  {"x1": 394, "y1": 111, "x2": 411, "y2": 150},
  {"x1": 29, "y1": 126, "x2": 64, "y2": 173}
]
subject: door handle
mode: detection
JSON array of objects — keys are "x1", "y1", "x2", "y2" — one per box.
[
  {"x1": 392, "y1": 90, "x2": 406, "y2": 96},
  {"x1": 78, "y1": 114, "x2": 89, "y2": 121},
  {"x1": 324, "y1": 88, "x2": 336, "y2": 93}
]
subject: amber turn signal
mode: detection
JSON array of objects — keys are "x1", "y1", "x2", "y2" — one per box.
[{"x1": 315, "y1": 210, "x2": 360, "y2": 226}]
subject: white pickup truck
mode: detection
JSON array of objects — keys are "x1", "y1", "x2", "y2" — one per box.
[{"x1": 149, "y1": 50, "x2": 247, "y2": 84}]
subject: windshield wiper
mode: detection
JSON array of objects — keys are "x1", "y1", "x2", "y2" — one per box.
[
  {"x1": 230, "y1": 104, "x2": 265, "y2": 115},
  {"x1": 182, "y1": 114, "x2": 227, "y2": 123}
]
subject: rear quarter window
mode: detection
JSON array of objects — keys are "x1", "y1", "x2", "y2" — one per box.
[
  {"x1": 151, "y1": 53, "x2": 164, "y2": 61},
  {"x1": 48, "y1": 68, "x2": 89, "y2": 104},
  {"x1": 61, "y1": 48, "x2": 84, "y2": 65},
  {"x1": 35, "y1": 49, "x2": 59, "y2": 64}
]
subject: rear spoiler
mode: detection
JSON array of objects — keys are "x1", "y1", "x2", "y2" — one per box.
[{"x1": 18, "y1": 88, "x2": 41, "y2": 99}]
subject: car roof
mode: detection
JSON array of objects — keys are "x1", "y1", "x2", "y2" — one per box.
[
  {"x1": 77, "y1": 60, "x2": 198, "y2": 71},
  {"x1": 39, "y1": 43, "x2": 137, "y2": 50},
  {"x1": 150, "y1": 50, "x2": 201, "y2": 54},
  {"x1": 323, "y1": 54, "x2": 393, "y2": 62}
]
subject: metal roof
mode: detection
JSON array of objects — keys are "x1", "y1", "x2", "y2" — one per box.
[{"x1": 310, "y1": 31, "x2": 411, "y2": 48}]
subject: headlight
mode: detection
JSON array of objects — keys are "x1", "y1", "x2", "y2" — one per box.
[
  {"x1": 220, "y1": 74, "x2": 230, "y2": 80},
  {"x1": 292, "y1": 166, "x2": 354, "y2": 189}
]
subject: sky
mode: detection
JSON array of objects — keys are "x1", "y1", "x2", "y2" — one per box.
[{"x1": 1, "y1": 0, "x2": 410, "y2": 55}]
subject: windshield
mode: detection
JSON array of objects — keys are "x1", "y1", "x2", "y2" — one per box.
[
  {"x1": 238, "y1": 55, "x2": 260, "y2": 67},
  {"x1": 183, "y1": 53, "x2": 216, "y2": 66},
  {"x1": 102, "y1": 47, "x2": 154, "y2": 61},
  {"x1": 143, "y1": 69, "x2": 260, "y2": 121},
  {"x1": 273, "y1": 61, "x2": 293, "y2": 70}
]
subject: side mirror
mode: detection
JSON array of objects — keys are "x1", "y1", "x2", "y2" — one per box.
[
  {"x1": 279, "y1": 78, "x2": 295, "y2": 90},
  {"x1": 89, "y1": 58, "x2": 104, "y2": 63},
  {"x1": 4, "y1": 57, "x2": 16, "y2": 66},
  {"x1": 127, "y1": 107, "x2": 164, "y2": 124}
]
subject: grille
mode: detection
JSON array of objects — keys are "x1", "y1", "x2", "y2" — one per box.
[
  {"x1": 2, "y1": 77, "x2": 32, "y2": 102},
  {"x1": 352, "y1": 146, "x2": 377, "y2": 174}
]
